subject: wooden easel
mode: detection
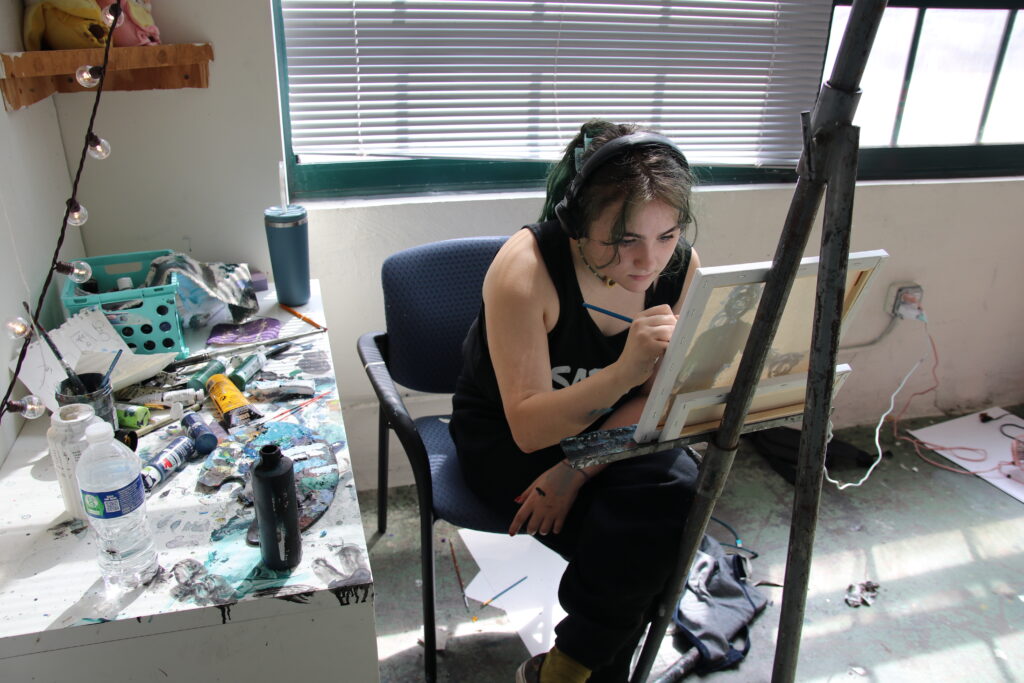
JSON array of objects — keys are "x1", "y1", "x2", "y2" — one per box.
[{"x1": 562, "y1": 2, "x2": 889, "y2": 681}]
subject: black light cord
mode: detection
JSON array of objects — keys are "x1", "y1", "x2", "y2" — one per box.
[
  {"x1": 1000, "y1": 423, "x2": 1024, "y2": 440},
  {"x1": 0, "y1": 2, "x2": 122, "y2": 422}
]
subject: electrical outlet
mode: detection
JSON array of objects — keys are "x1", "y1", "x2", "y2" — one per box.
[{"x1": 887, "y1": 282, "x2": 925, "y2": 320}]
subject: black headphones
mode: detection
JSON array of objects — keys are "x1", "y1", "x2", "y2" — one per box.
[{"x1": 553, "y1": 132, "x2": 690, "y2": 240}]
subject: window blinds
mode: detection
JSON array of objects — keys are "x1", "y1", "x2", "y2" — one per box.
[{"x1": 280, "y1": 1, "x2": 832, "y2": 168}]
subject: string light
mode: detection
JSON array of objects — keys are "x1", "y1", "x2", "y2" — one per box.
[
  {"x1": 66, "y1": 200, "x2": 89, "y2": 227},
  {"x1": 86, "y1": 133, "x2": 111, "y2": 160},
  {"x1": 101, "y1": 3, "x2": 124, "y2": 28},
  {"x1": 0, "y1": 1, "x2": 123, "y2": 424},
  {"x1": 75, "y1": 65, "x2": 104, "y2": 88},
  {"x1": 6, "y1": 396, "x2": 46, "y2": 420},
  {"x1": 55, "y1": 260, "x2": 93, "y2": 284},
  {"x1": 5, "y1": 317, "x2": 31, "y2": 340}
]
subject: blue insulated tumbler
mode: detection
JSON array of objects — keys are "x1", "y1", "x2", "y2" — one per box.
[{"x1": 264, "y1": 205, "x2": 310, "y2": 306}]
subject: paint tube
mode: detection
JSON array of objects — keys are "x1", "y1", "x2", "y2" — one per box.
[
  {"x1": 206, "y1": 374, "x2": 262, "y2": 429},
  {"x1": 227, "y1": 350, "x2": 268, "y2": 390},
  {"x1": 115, "y1": 403, "x2": 151, "y2": 430},
  {"x1": 114, "y1": 429, "x2": 139, "y2": 451},
  {"x1": 141, "y1": 436, "x2": 196, "y2": 491},
  {"x1": 245, "y1": 378, "x2": 317, "y2": 401},
  {"x1": 181, "y1": 412, "x2": 218, "y2": 455},
  {"x1": 187, "y1": 360, "x2": 226, "y2": 392},
  {"x1": 124, "y1": 387, "x2": 205, "y2": 407}
]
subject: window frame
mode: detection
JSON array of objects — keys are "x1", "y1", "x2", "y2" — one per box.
[
  {"x1": 835, "y1": 0, "x2": 1024, "y2": 181},
  {"x1": 273, "y1": 0, "x2": 1024, "y2": 201}
]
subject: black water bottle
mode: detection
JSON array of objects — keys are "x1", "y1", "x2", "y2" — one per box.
[{"x1": 252, "y1": 444, "x2": 302, "y2": 570}]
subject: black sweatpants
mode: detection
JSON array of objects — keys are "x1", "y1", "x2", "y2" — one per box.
[{"x1": 461, "y1": 443, "x2": 698, "y2": 681}]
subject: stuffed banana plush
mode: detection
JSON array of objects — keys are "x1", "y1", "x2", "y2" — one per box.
[
  {"x1": 23, "y1": 0, "x2": 109, "y2": 51},
  {"x1": 98, "y1": 0, "x2": 160, "y2": 46}
]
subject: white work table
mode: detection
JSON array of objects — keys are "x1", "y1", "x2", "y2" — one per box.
[{"x1": 0, "y1": 282, "x2": 379, "y2": 681}]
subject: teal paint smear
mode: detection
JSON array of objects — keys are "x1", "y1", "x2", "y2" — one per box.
[
  {"x1": 210, "y1": 512, "x2": 252, "y2": 542},
  {"x1": 298, "y1": 472, "x2": 340, "y2": 491}
]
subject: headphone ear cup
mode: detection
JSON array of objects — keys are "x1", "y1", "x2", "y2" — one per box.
[{"x1": 554, "y1": 195, "x2": 579, "y2": 239}]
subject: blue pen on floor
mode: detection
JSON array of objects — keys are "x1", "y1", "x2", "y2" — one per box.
[
  {"x1": 583, "y1": 302, "x2": 633, "y2": 324},
  {"x1": 480, "y1": 575, "x2": 528, "y2": 608}
]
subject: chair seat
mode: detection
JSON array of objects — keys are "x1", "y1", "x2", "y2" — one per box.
[{"x1": 416, "y1": 415, "x2": 510, "y2": 533}]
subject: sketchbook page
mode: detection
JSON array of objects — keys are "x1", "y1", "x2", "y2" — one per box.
[
  {"x1": 459, "y1": 529, "x2": 566, "y2": 657},
  {"x1": 10, "y1": 308, "x2": 169, "y2": 413}
]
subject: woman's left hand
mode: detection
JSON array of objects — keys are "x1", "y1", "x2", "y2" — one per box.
[{"x1": 509, "y1": 462, "x2": 586, "y2": 536}]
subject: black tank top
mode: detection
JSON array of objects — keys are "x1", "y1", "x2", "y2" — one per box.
[{"x1": 451, "y1": 220, "x2": 690, "y2": 468}]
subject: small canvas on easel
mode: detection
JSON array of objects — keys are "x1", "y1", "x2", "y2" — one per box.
[{"x1": 634, "y1": 250, "x2": 888, "y2": 444}]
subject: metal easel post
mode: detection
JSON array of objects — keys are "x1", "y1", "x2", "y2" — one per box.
[
  {"x1": 629, "y1": 2, "x2": 886, "y2": 681},
  {"x1": 772, "y1": 122, "x2": 859, "y2": 683}
]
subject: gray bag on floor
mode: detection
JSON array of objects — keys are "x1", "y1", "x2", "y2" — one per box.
[{"x1": 672, "y1": 535, "x2": 768, "y2": 674}]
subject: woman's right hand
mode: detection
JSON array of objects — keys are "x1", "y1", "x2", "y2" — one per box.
[{"x1": 616, "y1": 304, "x2": 678, "y2": 387}]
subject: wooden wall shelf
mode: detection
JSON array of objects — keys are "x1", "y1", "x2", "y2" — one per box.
[{"x1": 0, "y1": 43, "x2": 214, "y2": 111}]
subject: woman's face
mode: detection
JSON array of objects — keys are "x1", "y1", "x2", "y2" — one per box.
[{"x1": 581, "y1": 199, "x2": 682, "y2": 293}]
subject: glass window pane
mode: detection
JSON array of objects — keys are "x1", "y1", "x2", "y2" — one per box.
[
  {"x1": 982, "y1": 12, "x2": 1023, "y2": 144},
  {"x1": 898, "y1": 9, "x2": 1008, "y2": 146},
  {"x1": 823, "y1": 6, "x2": 918, "y2": 147}
]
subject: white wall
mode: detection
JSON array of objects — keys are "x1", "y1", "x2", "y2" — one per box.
[
  {"x1": 0, "y1": 0, "x2": 87, "y2": 465},
  {"x1": 313, "y1": 180, "x2": 1024, "y2": 489},
  {"x1": 52, "y1": 1, "x2": 283, "y2": 269},
  {"x1": 2, "y1": 1, "x2": 1022, "y2": 488}
]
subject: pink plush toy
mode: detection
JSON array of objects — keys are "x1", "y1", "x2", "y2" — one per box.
[{"x1": 97, "y1": 0, "x2": 159, "y2": 46}]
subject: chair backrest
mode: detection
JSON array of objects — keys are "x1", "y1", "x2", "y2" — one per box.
[{"x1": 382, "y1": 236, "x2": 507, "y2": 394}]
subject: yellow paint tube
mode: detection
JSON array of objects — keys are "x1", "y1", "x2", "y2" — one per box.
[{"x1": 206, "y1": 374, "x2": 262, "y2": 429}]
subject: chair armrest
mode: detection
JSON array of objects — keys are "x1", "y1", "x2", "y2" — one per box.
[{"x1": 357, "y1": 331, "x2": 432, "y2": 486}]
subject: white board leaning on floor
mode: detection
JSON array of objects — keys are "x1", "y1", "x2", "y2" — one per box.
[{"x1": 634, "y1": 250, "x2": 889, "y2": 444}]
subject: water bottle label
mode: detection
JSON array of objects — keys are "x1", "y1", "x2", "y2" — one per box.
[{"x1": 81, "y1": 476, "x2": 146, "y2": 519}]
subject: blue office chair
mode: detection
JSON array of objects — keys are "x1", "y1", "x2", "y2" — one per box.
[{"x1": 357, "y1": 236, "x2": 510, "y2": 683}]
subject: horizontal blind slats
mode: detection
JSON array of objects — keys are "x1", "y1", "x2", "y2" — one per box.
[{"x1": 281, "y1": 0, "x2": 830, "y2": 167}]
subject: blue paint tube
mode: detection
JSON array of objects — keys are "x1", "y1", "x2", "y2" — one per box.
[
  {"x1": 141, "y1": 436, "x2": 196, "y2": 491},
  {"x1": 181, "y1": 412, "x2": 218, "y2": 456}
]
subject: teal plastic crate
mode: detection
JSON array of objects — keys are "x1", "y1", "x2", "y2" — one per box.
[{"x1": 61, "y1": 250, "x2": 189, "y2": 359}]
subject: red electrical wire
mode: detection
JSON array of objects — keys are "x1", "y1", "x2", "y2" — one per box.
[{"x1": 889, "y1": 324, "x2": 1012, "y2": 476}]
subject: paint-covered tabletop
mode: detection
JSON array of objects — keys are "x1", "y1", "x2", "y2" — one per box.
[{"x1": 0, "y1": 282, "x2": 380, "y2": 681}]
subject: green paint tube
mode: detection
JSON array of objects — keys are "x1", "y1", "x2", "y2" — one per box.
[
  {"x1": 188, "y1": 359, "x2": 226, "y2": 391},
  {"x1": 115, "y1": 403, "x2": 150, "y2": 430},
  {"x1": 228, "y1": 350, "x2": 267, "y2": 390}
]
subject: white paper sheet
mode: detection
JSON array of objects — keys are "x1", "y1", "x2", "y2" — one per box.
[
  {"x1": 459, "y1": 530, "x2": 567, "y2": 656},
  {"x1": 11, "y1": 308, "x2": 176, "y2": 413},
  {"x1": 908, "y1": 407, "x2": 1024, "y2": 504}
]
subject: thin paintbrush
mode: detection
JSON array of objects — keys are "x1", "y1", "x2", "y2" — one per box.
[
  {"x1": 101, "y1": 349, "x2": 123, "y2": 387},
  {"x1": 582, "y1": 302, "x2": 634, "y2": 324},
  {"x1": 21, "y1": 302, "x2": 88, "y2": 395},
  {"x1": 480, "y1": 575, "x2": 527, "y2": 609},
  {"x1": 279, "y1": 304, "x2": 327, "y2": 331},
  {"x1": 449, "y1": 540, "x2": 469, "y2": 610},
  {"x1": 162, "y1": 329, "x2": 324, "y2": 372}
]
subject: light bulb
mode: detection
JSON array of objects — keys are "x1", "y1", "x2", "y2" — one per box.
[
  {"x1": 67, "y1": 200, "x2": 88, "y2": 227},
  {"x1": 87, "y1": 134, "x2": 111, "y2": 160},
  {"x1": 7, "y1": 396, "x2": 46, "y2": 420},
  {"x1": 102, "y1": 3, "x2": 124, "y2": 28},
  {"x1": 5, "y1": 316, "x2": 31, "y2": 340},
  {"x1": 75, "y1": 65, "x2": 103, "y2": 88},
  {"x1": 57, "y1": 260, "x2": 93, "y2": 284}
]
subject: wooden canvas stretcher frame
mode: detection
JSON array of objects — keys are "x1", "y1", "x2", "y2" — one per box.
[{"x1": 634, "y1": 249, "x2": 888, "y2": 444}]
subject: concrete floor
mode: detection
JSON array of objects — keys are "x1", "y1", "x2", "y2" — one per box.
[{"x1": 358, "y1": 408, "x2": 1024, "y2": 682}]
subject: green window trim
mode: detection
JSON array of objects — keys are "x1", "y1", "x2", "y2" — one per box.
[{"x1": 286, "y1": 148, "x2": 1024, "y2": 201}]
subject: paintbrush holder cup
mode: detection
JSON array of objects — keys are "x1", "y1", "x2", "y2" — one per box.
[
  {"x1": 55, "y1": 372, "x2": 115, "y2": 429},
  {"x1": 264, "y1": 205, "x2": 310, "y2": 307}
]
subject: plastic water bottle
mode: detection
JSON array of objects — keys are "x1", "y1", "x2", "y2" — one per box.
[{"x1": 77, "y1": 422, "x2": 159, "y2": 589}]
